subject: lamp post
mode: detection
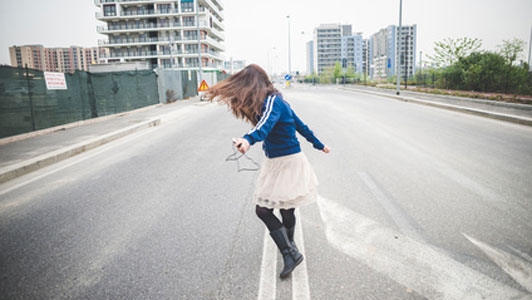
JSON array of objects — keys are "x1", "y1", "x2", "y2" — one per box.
[
  {"x1": 396, "y1": 0, "x2": 402, "y2": 95},
  {"x1": 195, "y1": 0, "x2": 202, "y2": 83},
  {"x1": 404, "y1": 34, "x2": 409, "y2": 89},
  {"x1": 287, "y1": 15, "x2": 291, "y2": 78},
  {"x1": 528, "y1": 25, "x2": 532, "y2": 70}
]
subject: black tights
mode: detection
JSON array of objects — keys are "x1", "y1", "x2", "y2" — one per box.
[{"x1": 255, "y1": 205, "x2": 296, "y2": 231}]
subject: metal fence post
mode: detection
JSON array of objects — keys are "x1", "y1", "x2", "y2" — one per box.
[
  {"x1": 87, "y1": 72, "x2": 98, "y2": 118},
  {"x1": 25, "y1": 65, "x2": 36, "y2": 131}
]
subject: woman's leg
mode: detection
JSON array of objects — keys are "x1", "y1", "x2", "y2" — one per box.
[
  {"x1": 280, "y1": 208, "x2": 297, "y2": 248},
  {"x1": 257, "y1": 205, "x2": 303, "y2": 279},
  {"x1": 279, "y1": 208, "x2": 295, "y2": 229},
  {"x1": 255, "y1": 205, "x2": 283, "y2": 231}
]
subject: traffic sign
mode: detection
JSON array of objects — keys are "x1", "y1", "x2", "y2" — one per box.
[
  {"x1": 284, "y1": 74, "x2": 292, "y2": 81},
  {"x1": 198, "y1": 80, "x2": 209, "y2": 92}
]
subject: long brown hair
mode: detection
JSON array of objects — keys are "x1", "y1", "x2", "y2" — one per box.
[{"x1": 205, "y1": 64, "x2": 278, "y2": 125}]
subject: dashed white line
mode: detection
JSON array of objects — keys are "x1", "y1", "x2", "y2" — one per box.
[
  {"x1": 292, "y1": 209, "x2": 311, "y2": 300},
  {"x1": 257, "y1": 228, "x2": 277, "y2": 300}
]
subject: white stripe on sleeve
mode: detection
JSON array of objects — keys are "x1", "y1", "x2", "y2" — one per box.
[{"x1": 247, "y1": 95, "x2": 275, "y2": 135}]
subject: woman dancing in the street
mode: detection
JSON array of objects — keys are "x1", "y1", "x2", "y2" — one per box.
[{"x1": 206, "y1": 64, "x2": 330, "y2": 278}]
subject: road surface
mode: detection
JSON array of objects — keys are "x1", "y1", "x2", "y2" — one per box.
[{"x1": 1, "y1": 86, "x2": 531, "y2": 299}]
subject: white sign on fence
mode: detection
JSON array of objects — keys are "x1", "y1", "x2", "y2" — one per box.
[{"x1": 44, "y1": 72, "x2": 68, "y2": 90}]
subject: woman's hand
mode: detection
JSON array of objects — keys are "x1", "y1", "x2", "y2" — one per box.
[
  {"x1": 234, "y1": 138, "x2": 250, "y2": 154},
  {"x1": 322, "y1": 145, "x2": 331, "y2": 154}
]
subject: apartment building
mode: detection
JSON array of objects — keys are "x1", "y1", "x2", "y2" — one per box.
[
  {"x1": 223, "y1": 59, "x2": 245, "y2": 74},
  {"x1": 368, "y1": 24, "x2": 416, "y2": 80},
  {"x1": 9, "y1": 45, "x2": 104, "y2": 73},
  {"x1": 341, "y1": 33, "x2": 363, "y2": 74},
  {"x1": 95, "y1": 0, "x2": 225, "y2": 70},
  {"x1": 362, "y1": 39, "x2": 370, "y2": 78},
  {"x1": 306, "y1": 40, "x2": 314, "y2": 75},
  {"x1": 313, "y1": 24, "x2": 350, "y2": 74},
  {"x1": 396, "y1": 25, "x2": 417, "y2": 81}
]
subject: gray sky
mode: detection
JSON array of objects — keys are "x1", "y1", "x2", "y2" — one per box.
[{"x1": 1, "y1": 0, "x2": 531, "y2": 74}]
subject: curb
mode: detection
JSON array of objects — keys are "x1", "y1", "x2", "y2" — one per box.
[
  {"x1": 0, "y1": 103, "x2": 163, "y2": 146},
  {"x1": 340, "y1": 87, "x2": 532, "y2": 127},
  {"x1": 0, "y1": 118, "x2": 161, "y2": 185}
]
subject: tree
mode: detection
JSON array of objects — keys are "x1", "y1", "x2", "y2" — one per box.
[
  {"x1": 428, "y1": 37, "x2": 482, "y2": 67},
  {"x1": 497, "y1": 38, "x2": 526, "y2": 65},
  {"x1": 438, "y1": 51, "x2": 532, "y2": 95},
  {"x1": 333, "y1": 61, "x2": 343, "y2": 79}
]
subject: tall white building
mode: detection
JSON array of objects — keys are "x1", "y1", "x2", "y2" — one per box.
[
  {"x1": 341, "y1": 34, "x2": 363, "y2": 74},
  {"x1": 368, "y1": 24, "x2": 416, "y2": 80},
  {"x1": 306, "y1": 40, "x2": 314, "y2": 75},
  {"x1": 313, "y1": 24, "x2": 351, "y2": 74},
  {"x1": 95, "y1": 0, "x2": 225, "y2": 70}
]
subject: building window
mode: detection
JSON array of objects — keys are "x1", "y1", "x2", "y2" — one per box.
[
  {"x1": 181, "y1": 0, "x2": 194, "y2": 12},
  {"x1": 103, "y1": 4, "x2": 116, "y2": 16},
  {"x1": 183, "y1": 16, "x2": 195, "y2": 26},
  {"x1": 158, "y1": 4, "x2": 171, "y2": 13}
]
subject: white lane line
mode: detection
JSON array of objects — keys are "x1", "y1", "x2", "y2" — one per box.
[
  {"x1": 292, "y1": 209, "x2": 311, "y2": 300},
  {"x1": 316, "y1": 196, "x2": 530, "y2": 300},
  {"x1": 257, "y1": 228, "x2": 277, "y2": 300},
  {"x1": 463, "y1": 233, "x2": 532, "y2": 293},
  {"x1": 358, "y1": 171, "x2": 426, "y2": 242}
]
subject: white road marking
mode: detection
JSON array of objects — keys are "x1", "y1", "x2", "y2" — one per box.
[
  {"x1": 257, "y1": 228, "x2": 277, "y2": 300},
  {"x1": 358, "y1": 171, "x2": 426, "y2": 242},
  {"x1": 316, "y1": 196, "x2": 531, "y2": 300},
  {"x1": 463, "y1": 233, "x2": 532, "y2": 293},
  {"x1": 292, "y1": 209, "x2": 311, "y2": 300}
]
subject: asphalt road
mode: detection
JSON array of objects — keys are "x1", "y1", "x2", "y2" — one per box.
[{"x1": 1, "y1": 86, "x2": 531, "y2": 299}]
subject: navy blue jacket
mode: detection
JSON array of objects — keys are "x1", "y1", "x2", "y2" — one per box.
[{"x1": 243, "y1": 93, "x2": 324, "y2": 158}]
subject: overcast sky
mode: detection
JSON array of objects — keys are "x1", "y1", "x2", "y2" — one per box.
[{"x1": 1, "y1": 0, "x2": 531, "y2": 74}]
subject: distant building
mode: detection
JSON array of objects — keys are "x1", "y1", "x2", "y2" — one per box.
[
  {"x1": 313, "y1": 24, "x2": 350, "y2": 74},
  {"x1": 368, "y1": 24, "x2": 416, "y2": 80},
  {"x1": 94, "y1": 0, "x2": 225, "y2": 71},
  {"x1": 223, "y1": 59, "x2": 246, "y2": 74},
  {"x1": 9, "y1": 45, "x2": 105, "y2": 73},
  {"x1": 341, "y1": 33, "x2": 363, "y2": 74},
  {"x1": 306, "y1": 40, "x2": 314, "y2": 75},
  {"x1": 362, "y1": 39, "x2": 370, "y2": 78},
  {"x1": 309, "y1": 22, "x2": 417, "y2": 80}
]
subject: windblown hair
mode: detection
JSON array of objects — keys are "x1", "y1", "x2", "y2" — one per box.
[{"x1": 206, "y1": 64, "x2": 278, "y2": 125}]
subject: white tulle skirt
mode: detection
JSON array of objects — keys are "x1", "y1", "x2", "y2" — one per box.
[{"x1": 254, "y1": 152, "x2": 319, "y2": 209}]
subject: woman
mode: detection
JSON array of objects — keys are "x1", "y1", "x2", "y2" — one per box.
[{"x1": 206, "y1": 64, "x2": 330, "y2": 278}]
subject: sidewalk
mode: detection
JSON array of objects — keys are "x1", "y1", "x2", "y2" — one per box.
[
  {"x1": 339, "y1": 85, "x2": 532, "y2": 126},
  {"x1": 0, "y1": 98, "x2": 201, "y2": 184}
]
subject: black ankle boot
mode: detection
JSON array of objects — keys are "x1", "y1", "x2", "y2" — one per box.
[
  {"x1": 285, "y1": 226, "x2": 298, "y2": 250},
  {"x1": 270, "y1": 227, "x2": 304, "y2": 278}
]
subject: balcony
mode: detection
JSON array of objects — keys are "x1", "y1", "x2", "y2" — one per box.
[
  {"x1": 97, "y1": 22, "x2": 183, "y2": 33},
  {"x1": 98, "y1": 36, "x2": 181, "y2": 46},
  {"x1": 200, "y1": 0, "x2": 224, "y2": 21},
  {"x1": 103, "y1": 50, "x2": 180, "y2": 59}
]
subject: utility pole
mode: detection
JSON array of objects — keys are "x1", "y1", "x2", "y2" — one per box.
[
  {"x1": 287, "y1": 15, "x2": 291, "y2": 77},
  {"x1": 396, "y1": 0, "x2": 402, "y2": 95},
  {"x1": 404, "y1": 34, "x2": 409, "y2": 89},
  {"x1": 419, "y1": 50, "x2": 423, "y2": 85},
  {"x1": 195, "y1": 0, "x2": 202, "y2": 83},
  {"x1": 528, "y1": 25, "x2": 532, "y2": 70}
]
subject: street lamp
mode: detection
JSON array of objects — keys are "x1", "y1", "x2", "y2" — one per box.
[
  {"x1": 396, "y1": 0, "x2": 402, "y2": 95},
  {"x1": 287, "y1": 15, "x2": 291, "y2": 77},
  {"x1": 404, "y1": 33, "x2": 410, "y2": 89}
]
